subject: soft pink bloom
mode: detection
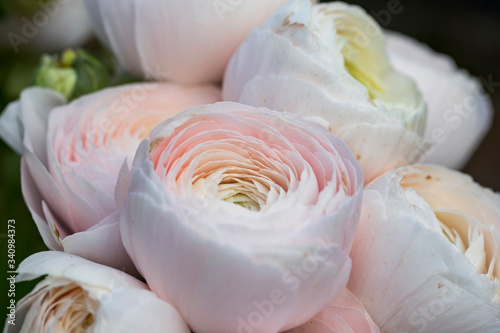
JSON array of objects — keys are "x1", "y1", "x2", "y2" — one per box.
[
  {"x1": 386, "y1": 32, "x2": 493, "y2": 169},
  {"x1": 83, "y1": 0, "x2": 290, "y2": 84},
  {"x1": 4, "y1": 252, "x2": 189, "y2": 333},
  {"x1": 287, "y1": 289, "x2": 380, "y2": 333},
  {"x1": 119, "y1": 103, "x2": 363, "y2": 333},
  {"x1": 0, "y1": 83, "x2": 220, "y2": 273},
  {"x1": 349, "y1": 164, "x2": 500, "y2": 333}
]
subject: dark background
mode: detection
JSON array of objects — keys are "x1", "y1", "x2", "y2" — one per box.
[{"x1": 0, "y1": 0, "x2": 499, "y2": 319}]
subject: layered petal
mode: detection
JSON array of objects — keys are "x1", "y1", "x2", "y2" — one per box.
[
  {"x1": 4, "y1": 252, "x2": 190, "y2": 333},
  {"x1": 287, "y1": 289, "x2": 380, "y2": 333},
  {"x1": 348, "y1": 165, "x2": 500, "y2": 332},
  {"x1": 83, "y1": 0, "x2": 291, "y2": 83},
  {"x1": 120, "y1": 102, "x2": 363, "y2": 333},
  {"x1": 223, "y1": 0, "x2": 427, "y2": 183},
  {"x1": 386, "y1": 32, "x2": 493, "y2": 169},
  {"x1": 0, "y1": 83, "x2": 220, "y2": 272}
]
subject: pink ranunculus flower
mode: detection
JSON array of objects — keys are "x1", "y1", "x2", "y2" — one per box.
[
  {"x1": 0, "y1": 83, "x2": 220, "y2": 273},
  {"x1": 4, "y1": 252, "x2": 190, "y2": 333},
  {"x1": 83, "y1": 0, "x2": 291, "y2": 84},
  {"x1": 386, "y1": 32, "x2": 493, "y2": 169},
  {"x1": 223, "y1": 0, "x2": 427, "y2": 184},
  {"x1": 287, "y1": 289, "x2": 380, "y2": 333},
  {"x1": 349, "y1": 164, "x2": 500, "y2": 333},
  {"x1": 118, "y1": 102, "x2": 364, "y2": 333}
]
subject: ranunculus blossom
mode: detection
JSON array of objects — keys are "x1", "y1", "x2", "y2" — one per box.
[
  {"x1": 83, "y1": 0, "x2": 290, "y2": 84},
  {"x1": 287, "y1": 289, "x2": 380, "y2": 333},
  {"x1": 119, "y1": 103, "x2": 364, "y2": 333},
  {"x1": 386, "y1": 32, "x2": 493, "y2": 169},
  {"x1": 0, "y1": 84, "x2": 220, "y2": 272},
  {"x1": 223, "y1": 0, "x2": 427, "y2": 183},
  {"x1": 348, "y1": 164, "x2": 500, "y2": 333},
  {"x1": 4, "y1": 252, "x2": 190, "y2": 333}
]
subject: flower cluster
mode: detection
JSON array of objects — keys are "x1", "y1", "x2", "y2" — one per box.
[{"x1": 0, "y1": 0, "x2": 497, "y2": 332}]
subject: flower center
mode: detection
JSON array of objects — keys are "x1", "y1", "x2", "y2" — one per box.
[
  {"x1": 191, "y1": 164, "x2": 283, "y2": 212},
  {"x1": 435, "y1": 210, "x2": 500, "y2": 303},
  {"x1": 315, "y1": 5, "x2": 423, "y2": 129},
  {"x1": 40, "y1": 282, "x2": 99, "y2": 332},
  {"x1": 401, "y1": 172, "x2": 500, "y2": 303}
]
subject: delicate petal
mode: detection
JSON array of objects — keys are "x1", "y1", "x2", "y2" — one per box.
[
  {"x1": 386, "y1": 32, "x2": 493, "y2": 169},
  {"x1": 21, "y1": 158, "x2": 62, "y2": 250},
  {"x1": 82, "y1": 0, "x2": 110, "y2": 46},
  {"x1": 92, "y1": 288, "x2": 190, "y2": 333},
  {"x1": 0, "y1": 100, "x2": 23, "y2": 155},
  {"x1": 99, "y1": 0, "x2": 143, "y2": 76},
  {"x1": 16, "y1": 252, "x2": 145, "y2": 290},
  {"x1": 0, "y1": 87, "x2": 66, "y2": 159},
  {"x1": 348, "y1": 165, "x2": 500, "y2": 332},
  {"x1": 287, "y1": 289, "x2": 380, "y2": 333},
  {"x1": 62, "y1": 213, "x2": 138, "y2": 275},
  {"x1": 83, "y1": 0, "x2": 290, "y2": 83}
]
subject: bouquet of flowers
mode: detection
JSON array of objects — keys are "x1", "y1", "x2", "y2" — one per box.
[{"x1": 1, "y1": 0, "x2": 498, "y2": 332}]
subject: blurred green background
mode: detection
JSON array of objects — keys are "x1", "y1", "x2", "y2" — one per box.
[{"x1": 0, "y1": 0, "x2": 499, "y2": 324}]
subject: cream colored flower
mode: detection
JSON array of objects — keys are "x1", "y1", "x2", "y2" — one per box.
[
  {"x1": 349, "y1": 164, "x2": 500, "y2": 332},
  {"x1": 5, "y1": 252, "x2": 190, "y2": 333},
  {"x1": 223, "y1": 0, "x2": 427, "y2": 183}
]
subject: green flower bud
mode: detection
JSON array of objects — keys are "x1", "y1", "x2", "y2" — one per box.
[{"x1": 32, "y1": 49, "x2": 109, "y2": 100}]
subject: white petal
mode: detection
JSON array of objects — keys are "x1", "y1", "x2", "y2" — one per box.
[
  {"x1": 99, "y1": 0, "x2": 143, "y2": 76},
  {"x1": 93, "y1": 288, "x2": 190, "y2": 333},
  {"x1": 386, "y1": 32, "x2": 493, "y2": 169},
  {"x1": 62, "y1": 213, "x2": 138, "y2": 275},
  {"x1": 16, "y1": 251, "x2": 146, "y2": 291},
  {"x1": 82, "y1": 0, "x2": 110, "y2": 46}
]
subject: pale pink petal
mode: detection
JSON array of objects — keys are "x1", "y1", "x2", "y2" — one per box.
[
  {"x1": 85, "y1": 0, "x2": 290, "y2": 83},
  {"x1": 287, "y1": 289, "x2": 380, "y2": 333},
  {"x1": 99, "y1": 0, "x2": 143, "y2": 76},
  {"x1": 63, "y1": 213, "x2": 137, "y2": 276}
]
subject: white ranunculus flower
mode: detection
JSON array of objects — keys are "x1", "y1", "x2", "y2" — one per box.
[
  {"x1": 4, "y1": 252, "x2": 190, "y2": 333},
  {"x1": 386, "y1": 32, "x2": 493, "y2": 169},
  {"x1": 223, "y1": 0, "x2": 427, "y2": 183},
  {"x1": 83, "y1": 0, "x2": 292, "y2": 84},
  {"x1": 348, "y1": 164, "x2": 500, "y2": 333}
]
